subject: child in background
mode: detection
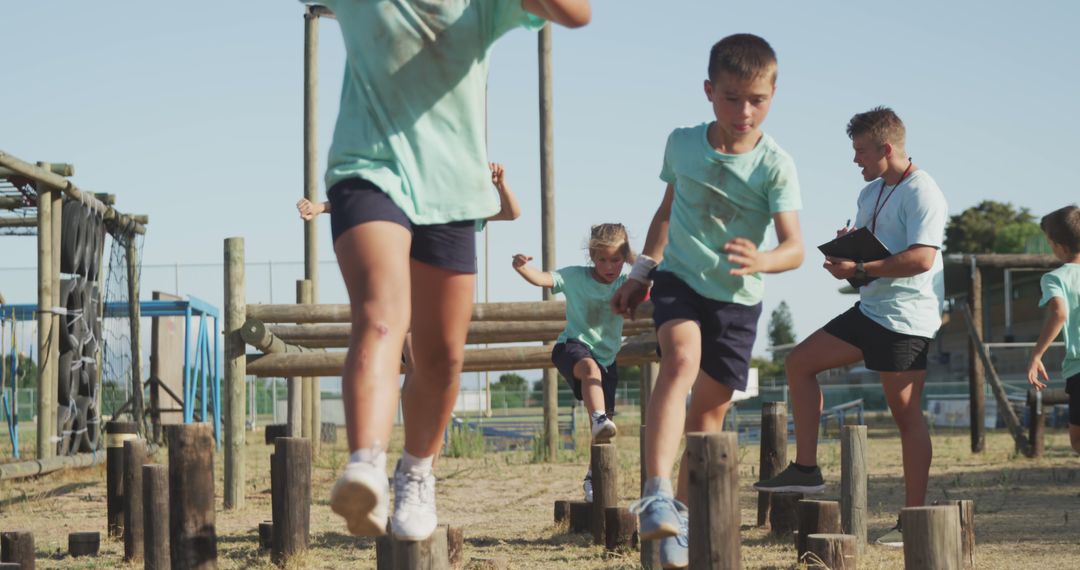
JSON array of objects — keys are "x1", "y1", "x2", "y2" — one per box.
[
  {"x1": 321, "y1": 0, "x2": 591, "y2": 542},
  {"x1": 1027, "y1": 204, "x2": 1080, "y2": 453},
  {"x1": 611, "y1": 34, "x2": 804, "y2": 568},
  {"x1": 512, "y1": 223, "x2": 634, "y2": 502}
]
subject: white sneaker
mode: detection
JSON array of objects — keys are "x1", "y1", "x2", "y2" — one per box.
[
  {"x1": 583, "y1": 473, "x2": 593, "y2": 503},
  {"x1": 591, "y1": 415, "x2": 617, "y2": 443},
  {"x1": 330, "y1": 460, "x2": 389, "y2": 536},
  {"x1": 391, "y1": 461, "x2": 438, "y2": 541}
]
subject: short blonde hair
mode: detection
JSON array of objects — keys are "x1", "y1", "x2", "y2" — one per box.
[
  {"x1": 588, "y1": 223, "x2": 635, "y2": 264},
  {"x1": 846, "y1": 106, "x2": 906, "y2": 148}
]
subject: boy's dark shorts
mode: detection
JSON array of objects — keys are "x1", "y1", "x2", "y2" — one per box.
[
  {"x1": 649, "y1": 271, "x2": 761, "y2": 392},
  {"x1": 551, "y1": 339, "x2": 619, "y2": 415},
  {"x1": 823, "y1": 303, "x2": 932, "y2": 372},
  {"x1": 1066, "y1": 373, "x2": 1080, "y2": 426},
  {"x1": 328, "y1": 178, "x2": 477, "y2": 274}
]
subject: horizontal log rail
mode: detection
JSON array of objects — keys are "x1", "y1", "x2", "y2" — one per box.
[{"x1": 247, "y1": 300, "x2": 655, "y2": 324}]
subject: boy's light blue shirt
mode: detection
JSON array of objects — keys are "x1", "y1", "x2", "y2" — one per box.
[
  {"x1": 852, "y1": 170, "x2": 948, "y2": 339},
  {"x1": 550, "y1": 267, "x2": 627, "y2": 367},
  {"x1": 1039, "y1": 263, "x2": 1080, "y2": 380},
  {"x1": 656, "y1": 123, "x2": 802, "y2": 305},
  {"x1": 322, "y1": 0, "x2": 543, "y2": 224}
]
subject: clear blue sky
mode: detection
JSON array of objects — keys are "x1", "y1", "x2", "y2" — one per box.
[{"x1": 2, "y1": 1, "x2": 1077, "y2": 374}]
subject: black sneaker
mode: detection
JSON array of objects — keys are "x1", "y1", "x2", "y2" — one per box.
[{"x1": 752, "y1": 462, "x2": 826, "y2": 493}]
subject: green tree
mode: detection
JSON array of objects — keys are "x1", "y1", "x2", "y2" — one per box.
[
  {"x1": 993, "y1": 222, "x2": 1049, "y2": 254},
  {"x1": 945, "y1": 201, "x2": 1038, "y2": 253},
  {"x1": 495, "y1": 372, "x2": 527, "y2": 391},
  {"x1": 768, "y1": 301, "x2": 796, "y2": 355}
]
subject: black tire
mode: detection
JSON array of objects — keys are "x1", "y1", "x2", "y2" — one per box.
[
  {"x1": 86, "y1": 214, "x2": 103, "y2": 280},
  {"x1": 79, "y1": 399, "x2": 100, "y2": 453},
  {"x1": 78, "y1": 209, "x2": 96, "y2": 278},
  {"x1": 58, "y1": 350, "x2": 78, "y2": 404},
  {"x1": 80, "y1": 361, "x2": 98, "y2": 397},
  {"x1": 59, "y1": 279, "x2": 80, "y2": 353},
  {"x1": 60, "y1": 200, "x2": 83, "y2": 274},
  {"x1": 56, "y1": 401, "x2": 77, "y2": 456},
  {"x1": 70, "y1": 396, "x2": 90, "y2": 456}
]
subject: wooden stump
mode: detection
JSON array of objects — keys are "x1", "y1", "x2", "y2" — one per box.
[
  {"x1": 258, "y1": 521, "x2": 274, "y2": 550},
  {"x1": 901, "y1": 506, "x2": 962, "y2": 570},
  {"x1": 390, "y1": 528, "x2": 450, "y2": 570},
  {"x1": 166, "y1": 423, "x2": 217, "y2": 570},
  {"x1": 0, "y1": 530, "x2": 35, "y2": 570},
  {"x1": 271, "y1": 437, "x2": 311, "y2": 564},
  {"x1": 590, "y1": 443, "x2": 618, "y2": 546},
  {"x1": 946, "y1": 500, "x2": 975, "y2": 569},
  {"x1": 446, "y1": 526, "x2": 464, "y2": 570},
  {"x1": 264, "y1": 424, "x2": 287, "y2": 445},
  {"x1": 796, "y1": 500, "x2": 841, "y2": 558},
  {"x1": 68, "y1": 532, "x2": 100, "y2": 557},
  {"x1": 320, "y1": 422, "x2": 338, "y2": 443},
  {"x1": 569, "y1": 501, "x2": 591, "y2": 534},
  {"x1": 805, "y1": 533, "x2": 857, "y2": 569},
  {"x1": 686, "y1": 432, "x2": 741, "y2": 570},
  {"x1": 757, "y1": 402, "x2": 787, "y2": 528},
  {"x1": 106, "y1": 420, "x2": 138, "y2": 538},
  {"x1": 142, "y1": 464, "x2": 170, "y2": 570},
  {"x1": 123, "y1": 439, "x2": 148, "y2": 561},
  {"x1": 768, "y1": 492, "x2": 803, "y2": 537},
  {"x1": 553, "y1": 500, "x2": 570, "y2": 524},
  {"x1": 604, "y1": 507, "x2": 638, "y2": 551},
  {"x1": 841, "y1": 425, "x2": 868, "y2": 551},
  {"x1": 376, "y1": 527, "x2": 393, "y2": 570}
]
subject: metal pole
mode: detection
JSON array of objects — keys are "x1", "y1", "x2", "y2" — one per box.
[
  {"x1": 538, "y1": 24, "x2": 558, "y2": 462},
  {"x1": 35, "y1": 166, "x2": 55, "y2": 460}
]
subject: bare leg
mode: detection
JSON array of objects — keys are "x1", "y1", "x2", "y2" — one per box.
[
  {"x1": 573, "y1": 358, "x2": 606, "y2": 416},
  {"x1": 335, "y1": 222, "x2": 412, "y2": 453},
  {"x1": 881, "y1": 370, "x2": 932, "y2": 507},
  {"x1": 785, "y1": 329, "x2": 863, "y2": 466},
  {"x1": 645, "y1": 319, "x2": 702, "y2": 481},
  {"x1": 674, "y1": 371, "x2": 734, "y2": 503},
  {"x1": 400, "y1": 259, "x2": 474, "y2": 458}
]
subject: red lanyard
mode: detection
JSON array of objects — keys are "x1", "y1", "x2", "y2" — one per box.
[{"x1": 870, "y1": 160, "x2": 913, "y2": 233}]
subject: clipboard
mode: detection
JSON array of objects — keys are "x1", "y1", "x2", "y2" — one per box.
[{"x1": 817, "y1": 227, "x2": 891, "y2": 287}]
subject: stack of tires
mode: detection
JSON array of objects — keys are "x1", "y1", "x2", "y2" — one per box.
[{"x1": 58, "y1": 199, "x2": 106, "y2": 455}]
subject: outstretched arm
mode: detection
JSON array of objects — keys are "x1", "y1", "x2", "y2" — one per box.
[
  {"x1": 1028, "y1": 297, "x2": 1067, "y2": 390},
  {"x1": 512, "y1": 254, "x2": 555, "y2": 288},
  {"x1": 487, "y1": 163, "x2": 522, "y2": 221},
  {"x1": 522, "y1": 0, "x2": 591, "y2": 28},
  {"x1": 726, "y1": 211, "x2": 804, "y2": 276}
]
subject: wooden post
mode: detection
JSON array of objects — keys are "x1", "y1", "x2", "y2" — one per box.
[
  {"x1": 68, "y1": 532, "x2": 100, "y2": 557},
  {"x1": 390, "y1": 530, "x2": 450, "y2": 570},
  {"x1": 167, "y1": 423, "x2": 217, "y2": 570},
  {"x1": 768, "y1": 492, "x2": 803, "y2": 537},
  {"x1": 123, "y1": 439, "x2": 148, "y2": 561},
  {"x1": 0, "y1": 531, "x2": 34, "y2": 570},
  {"x1": 1027, "y1": 389, "x2": 1044, "y2": 458},
  {"x1": 538, "y1": 23, "x2": 558, "y2": 463},
  {"x1": 271, "y1": 437, "x2": 311, "y2": 563},
  {"x1": 446, "y1": 526, "x2": 464, "y2": 570},
  {"x1": 568, "y1": 501, "x2": 591, "y2": 533},
  {"x1": 49, "y1": 173, "x2": 61, "y2": 456},
  {"x1": 805, "y1": 533, "x2": 857, "y2": 569},
  {"x1": 900, "y1": 505, "x2": 962, "y2": 570},
  {"x1": 554, "y1": 500, "x2": 570, "y2": 524},
  {"x1": 126, "y1": 237, "x2": 145, "y2": 433},
  {"x1": 591, "y1": 443, "x2": 618, "y2": 546},
  {"x1": 376, "y1": 532, "x2": 393, "y2": 570},
  {"x1": 224, "y1": 237, "x2": 246, "y2": 510},
  {"x1": 757, "y1": 402, "x2": 787, "y2": 527},
  {"x1": 948, "y1": 499, "x2": 975, "y2": 570},
  {"x1": 796, "y1": 500, "x2": 841, "y2": 559},
  {"x1": 968, "y1": 261, "x2": 985, "y2": 453},
  {"x1": 35, "y1": 170, "x2": 55, "y2": 460},
  {"x1": 258, "y1": 522, "x2": 274, "y2": 550},
  {"x1": 302, "y1": 6, "x2": 319, "y2": 308},
  {"x1": 686, "y1": 432, "x2": 740, "y2": 570},
  {"x1": 143, "y1": 464, "x2": 171, "y2": 570},
  {"x1": 840, "y1": 424, "x2": 868, "y2": 551},
  {"x1": 297, "y1": 282, "x2": 312, "y2": 441},
  {"x1": 299, "y1": 280, "x2": 319, "y2": 453},
  {"x1": 106, "y1": 420, "x2": 138, "y2": 537},
  {"x1": 604, "y1": 507, "x2": 637, "y2": 551}
]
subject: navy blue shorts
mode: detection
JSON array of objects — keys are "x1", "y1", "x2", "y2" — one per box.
[
  {"x1": 1066, "y1": 373, "x2": 1080, "y2": 426},
  {"x1": 649, "y1": 271, "x2": 761, "y2": 391},
  {"x1": 327, "y1": 178, "x2": 477, "y2": 274},
  {"x1": 551, "y1": 339, "x2": 619, "y2": 415},
  {"x1": 823, "y1": 303, "x2": 931, "y2": 372}
]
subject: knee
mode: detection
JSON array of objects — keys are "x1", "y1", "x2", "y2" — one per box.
[
  {"x1": 574, "y1": 359, "x2": 601, "y2": 380},
  {"x1": 662, "y1": 350, "x2": 698, "y2": 378},
  {"x1": 411, "y1": 343, "x2": 465, "y2": 376},
  {"x1": 784, "y1": 346, "x2": 818, "y2": 378}
]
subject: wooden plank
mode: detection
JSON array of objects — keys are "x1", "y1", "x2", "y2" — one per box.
[
  {"x1": 247, "y1": 300, "x2": 655, "y2": 324},
  {"x1": 945, "y1": 253, "x2": 1061, "y2": 269}
]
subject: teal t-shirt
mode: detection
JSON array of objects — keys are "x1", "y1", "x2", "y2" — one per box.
[
  {"x1": 656, "y1": 123, "x2": 802, "y2": 305},
  {"x1": 322, "y1": 0, "x2": 544, "y2": 224},
  {"x1": 853, "y1": 170, "x2": 948, "y2": 339},
  {"x1": 550, "y1": 266, "x2": 627, "y2": 367},
  {"x1": 1039, "y1": 263, "x2": 1080, "y2": 380}
]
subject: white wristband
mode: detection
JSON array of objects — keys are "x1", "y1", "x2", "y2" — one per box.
[{"x1": 628, "y1": 254, "x2": 658, "y2": 285}]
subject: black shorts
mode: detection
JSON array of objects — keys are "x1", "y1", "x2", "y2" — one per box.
[
  {"x1": 649, "y1": 271, "x2": 761, "y2": 392},
  {"x1": 328, "y1": 178, "x2": 477, "y2": 274},
  {"x1": 551, "y1": 339, "x2": 619, "y2": 415},
  {"x1": 1066, "y1": 373, "x2": 1080, "y2": 426},
  {"x1": 823, "y1": 303, "x2": 932, "y2": 372}
]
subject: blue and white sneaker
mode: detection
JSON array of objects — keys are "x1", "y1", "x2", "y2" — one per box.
[
  {"x1": 630, "y1": 493, "x2": 686, "y2": 541},
  {"x1": 658, "y1": 502, "x2": 689, "y2": 569}
]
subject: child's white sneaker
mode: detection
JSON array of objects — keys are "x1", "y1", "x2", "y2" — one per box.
[
  {"x1": 391, "y1": 460, "x2": 438, "y2": 541},
  {"x1": 591, "y1": 414, "x2": 617, "y2": 443},
  {"x1": 330, "y1": 459, "x2": 389, "y2": 536}
]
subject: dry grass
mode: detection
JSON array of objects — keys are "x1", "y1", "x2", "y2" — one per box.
[{"x1": 2, "y1": 417, "x2": 1079, "y2": 569}]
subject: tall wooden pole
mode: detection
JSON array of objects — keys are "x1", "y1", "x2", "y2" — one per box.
[
  {"x1": 35, "y1": 167, "x2": 55, "y2": 460},
  {"x1": 538, "y1": 23, "x2": 558, "y2": 462},
  {"x1": 302, "y1": 8, "x2": 321, "y2": 452},
  {"x1": 968, "y1": 260, "x2": 985, "y2": 453},
  {"x1": 224, "y1": 237, "x2": 246, "y2": 509},
  {"x1": 126, "y1": 237, "x2": 145, "y2": 434},
  {"x1": 299, "y1": 279, "x2": 318, "y2": 452},
  {"x1": 49, "y1": 168, "x2": 61, "y2": 456}
]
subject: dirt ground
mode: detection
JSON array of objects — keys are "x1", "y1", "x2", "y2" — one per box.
[{"x1": 2, "y1": 416, "x2": 1079, "y2": 569}]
